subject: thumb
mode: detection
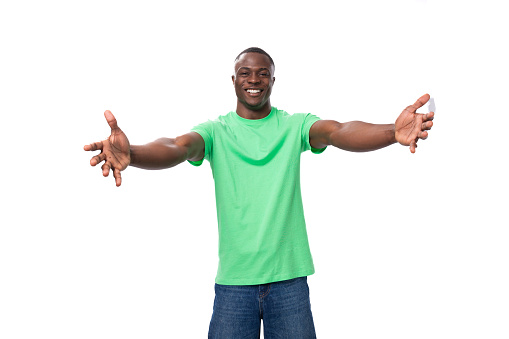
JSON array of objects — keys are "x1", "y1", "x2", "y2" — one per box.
[
  {"x1": 409, "y1": 93, "x2": 431, "y2": 112},
  {"x1": 104, "y1": 110, "x2": 119, "y2": 130}
]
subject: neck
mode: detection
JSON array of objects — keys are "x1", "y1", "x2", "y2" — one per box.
[{"x1": 236, "y1": 101, "x2": 272, "y2": 120}]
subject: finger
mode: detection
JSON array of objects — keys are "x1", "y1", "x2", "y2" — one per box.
[
  {"x1": 410, "y1": 140, "x2": 417, "y2": 153},
  {"x1": 423, "y1": 111, "x2": 435, "y2": 121},
  {"x1": 421, "y1": 120, "x2": 433, "y2": 131},
  {"x1": 84, "y1": 141, "x2": 104, "y2": 152},
  {"x1": 90, "y1": 153, "x2": 107, "y2": 166},
  {"x1": 113, "y1": 168, "x2": 122, "y2": 187},
  {"x1": 409, "y1": 93, "x2": 431, "y2": 112},
  {"x1": 104, "y1": 110, "x2": 119, "y2": 130},
  {"x1": 418, "y1": 131, "x2": 429, "y2": 140},
  {"x1": 102, "y1": 162, "x2": 111, "y2": 177}
]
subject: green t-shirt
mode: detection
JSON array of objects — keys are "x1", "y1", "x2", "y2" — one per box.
[{"x1": 189, "y1": 107, "x2": 326, "y2": 285}]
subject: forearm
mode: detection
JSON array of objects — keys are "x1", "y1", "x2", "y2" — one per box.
[
  {"x1": 329, "y1": 121, "x2": 397, "y2": 152},
  {"x1": 129, "y1": 137, "x2": 190, "y2": 170}
]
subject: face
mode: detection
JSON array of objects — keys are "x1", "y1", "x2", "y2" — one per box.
[{"x1": 232, "y1": 52, "x2": 275, "y2": 112}]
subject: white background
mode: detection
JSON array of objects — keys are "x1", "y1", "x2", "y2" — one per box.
[{"x1": 1, "y1": 0, "x2": 508, "y2": 338}]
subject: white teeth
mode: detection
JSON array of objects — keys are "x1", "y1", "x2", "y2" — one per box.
[{"x1": 247, "y1": 89, "x2": 261, "y2": 93}]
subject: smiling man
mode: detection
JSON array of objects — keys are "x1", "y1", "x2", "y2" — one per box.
[
  {"x1": 84, "y1": 47, "x2": 434, "y2": 338},
  {"x1": 233, "y1": 50, "x2": 275, "y2": 116}
]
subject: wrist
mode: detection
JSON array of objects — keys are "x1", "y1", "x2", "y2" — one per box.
[
  {"x1": 129, "y1": 145, "x2": 139, "y2": 166},
  {"x1": 388, "y1": 124, "x2": 397, "y2": 144}
]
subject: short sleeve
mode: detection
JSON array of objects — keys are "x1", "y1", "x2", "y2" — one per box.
[
  {"x1": 301, "y1": 113, "x2": 327, "y2": 154},
  {"x1": 188, "y1": 120, "x2": 214, "y2": 166}
]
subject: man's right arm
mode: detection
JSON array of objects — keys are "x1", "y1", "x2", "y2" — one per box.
[
  {"x1": 85, "y1": 110, "x2": 205, "y2": 186},
  {"x1": 130, "y1": 132, "x2": 205, "y2": 170}
]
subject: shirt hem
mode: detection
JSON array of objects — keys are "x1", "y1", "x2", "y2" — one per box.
[{"x1": 215, "y1": 269, "x2": 315, "y2": 286}]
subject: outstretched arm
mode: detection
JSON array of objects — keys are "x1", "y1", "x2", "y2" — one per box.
[
  {"x1": 84, "y1": 110, "x2": 205, "y2": 186},
  {"x1": 309, "y1": 120, "x2": 397, "y2": 152},
  {"x1": 309, "y1": 94, "x2": 434, "y2": 153},
  {"x1": 129, "y1": 133, "x2": 204, "y2": 170}
]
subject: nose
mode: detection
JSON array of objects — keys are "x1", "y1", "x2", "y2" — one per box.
[{"x1": 247, "y1": 73, "x2": 260, "y2": 84}]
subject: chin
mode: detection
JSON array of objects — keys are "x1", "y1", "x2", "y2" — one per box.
[{"x1": 243, "y1": 99, "x2": 268, "y2": 111}]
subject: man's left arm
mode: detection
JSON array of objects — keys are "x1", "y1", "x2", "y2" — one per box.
[{"x1": 309, "y1": 94, "x2": 434, "y2": 153}]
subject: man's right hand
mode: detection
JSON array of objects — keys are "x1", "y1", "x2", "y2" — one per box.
[{"x1": 84, "y1": 110, "x2": 131, "y2": 187}]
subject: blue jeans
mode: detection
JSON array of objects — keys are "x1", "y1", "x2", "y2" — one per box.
[{"x1": 208, "y1": 277, "x2": 316, "y2": 338}]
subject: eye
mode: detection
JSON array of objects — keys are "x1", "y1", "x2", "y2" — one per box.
[
  {"x1": 239, "y1": 72, "x2": 249, "y2": 77},
  {"x1": 259, "y1": 72, "x2": 269, "y2": 77}
]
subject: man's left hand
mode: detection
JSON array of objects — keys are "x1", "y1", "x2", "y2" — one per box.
[{"x1": 395, "y1": 93, "x2": 435, "y2": 153}]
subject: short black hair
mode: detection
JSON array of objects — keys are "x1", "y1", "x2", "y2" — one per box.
[{"x1": 235, "y1": 47, "x2": 275, "y2": 69}]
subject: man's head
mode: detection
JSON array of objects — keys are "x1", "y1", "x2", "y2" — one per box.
[
  {"x1": 232, "y1": 47, "x2": 275, "y2": 113},
  {"x1": 234, "y1": 47, "x2": 275, "y2": 71}
]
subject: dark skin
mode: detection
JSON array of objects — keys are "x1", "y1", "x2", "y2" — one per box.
[
  {"x1": 84, "y1": 52, "x2": 434, "y2": 186},
  {"x1": 232, "y1": 53, "x2": 275, "y2": 119}
]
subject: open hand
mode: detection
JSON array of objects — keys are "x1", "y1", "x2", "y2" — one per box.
[
  {"x1": 84, "y1": 110, "x2": 131, "y2": 186},
  {"x1": 395, "y1": 94, "x2": 435, "y2": 153}
]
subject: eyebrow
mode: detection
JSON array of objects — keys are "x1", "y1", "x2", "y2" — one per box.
[{"x1": 237, "y1": 67, "x2": 271, "y2": 72}]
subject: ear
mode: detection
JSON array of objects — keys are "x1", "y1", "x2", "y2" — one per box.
[{"x1": 231, "y1": 75, "x2": 235, "y2": 84}]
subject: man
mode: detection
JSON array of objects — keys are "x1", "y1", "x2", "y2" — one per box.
[{"x1": 84, "y1": 47, "x2": 434, "y2": 338}]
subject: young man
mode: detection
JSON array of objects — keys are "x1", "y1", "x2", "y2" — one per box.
[{"x1": 84, "y1": 47, "x2": 434, "y2": 338}]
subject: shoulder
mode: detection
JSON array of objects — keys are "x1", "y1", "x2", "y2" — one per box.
[
  {"x1": 192, "y1": 111, "x2": 234, "y2": 129},
  {"x1": 275, "y1": 108, "x2": 321, "y2": 126},
  {"x1": 272, "y1": 107, "x2": 305, "y2": 121}
]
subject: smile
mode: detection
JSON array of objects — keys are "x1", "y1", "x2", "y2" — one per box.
[{"x1": 246, "y1": 89, "x2": 262, "y2": 94}]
